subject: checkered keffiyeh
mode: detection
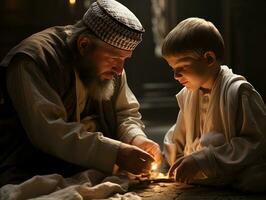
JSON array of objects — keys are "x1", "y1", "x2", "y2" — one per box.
[{"x1": 83, "y1": 0, "x2": 145, "y2": 51}]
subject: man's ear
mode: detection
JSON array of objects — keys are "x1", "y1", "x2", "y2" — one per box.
[
  {"x1": 204, "y1": 51, "x2": 216, "y2": 66},
  {"x1": 77, "y1": 35, "x2": 91, "y2": 56}
]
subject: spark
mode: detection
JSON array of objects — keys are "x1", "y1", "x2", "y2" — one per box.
[{"x1": 151, "y1": 163, "x2": 158, "y2": 171}]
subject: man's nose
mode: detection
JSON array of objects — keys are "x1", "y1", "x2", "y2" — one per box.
[{"x1": 112, "y1": 65, "x2": 124, "y2": 76}]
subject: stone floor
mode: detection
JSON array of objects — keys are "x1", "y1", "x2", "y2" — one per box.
[{"x1": 131, "y1": 182, "x2": 266, "y2": 200}]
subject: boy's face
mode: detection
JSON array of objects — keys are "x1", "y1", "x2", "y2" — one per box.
[{"x1": 164, "y1": 51, "x2": 215, "y2": 91}]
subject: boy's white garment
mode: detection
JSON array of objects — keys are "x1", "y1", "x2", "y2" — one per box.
[
  {"x1": 199, "y1": 91, "x2": 211, "y2": 137},
  {"x1": 164, "y1": 65, "x2": 266, "y2": 186}
]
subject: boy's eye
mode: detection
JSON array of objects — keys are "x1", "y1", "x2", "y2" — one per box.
[
  {"x1": 172, "y1": 67, "x2": 183, "y2": 76},
  {"x1": 173, "y1": 67, "x2": 184, "y2": 73},
  {"x1": 172, "y1": 64, "x2": 193, "y2": 76}
]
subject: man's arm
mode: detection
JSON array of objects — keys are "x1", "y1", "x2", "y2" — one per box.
[
  {"x1": 115, "y1": 71, "x2": 162, "y2": 165},
  {"x1": 6, "y1": 56, "x2": 121, "y2": 174},
  {"x1": 115, "y1": 71, "x2": 146, "y2": 143}
]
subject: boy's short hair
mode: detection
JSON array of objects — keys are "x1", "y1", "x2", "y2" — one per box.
[{"x1": 161, "y1": 17, "x2": 224, "y2": 62}]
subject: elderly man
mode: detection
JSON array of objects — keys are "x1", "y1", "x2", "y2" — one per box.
[{"x1": 0, "y1": 0, "x2": 162, "y2": 187}]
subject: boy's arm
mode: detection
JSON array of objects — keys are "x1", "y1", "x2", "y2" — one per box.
[
  {"x1": 192, "y1": 86, "x2": 266, "y2": 178},
  {"x1": 164, "y1": 109, "x2": 186, "y2": 166}
]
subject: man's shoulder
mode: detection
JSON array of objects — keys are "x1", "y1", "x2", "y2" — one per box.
[
  {"x1": 1, "y1": 25, "x2": 72, "y2": 67},
  {"x1": 25, "y1": 25, "x2": 69, "y2": 46},
  {"x1": 32, "y1": 25, "x2": 68, "y2": 36}
]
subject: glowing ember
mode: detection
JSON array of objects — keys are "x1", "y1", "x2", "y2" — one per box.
[
  {"x1": 150, "y1": 163, "x2": 169, "y2": 179},
  {"x1": 151, "y1": 163, "x2": 158, "y2": 171},
  {"x1": 157, "y1": 172, "x2": 168, "y2": 178},
  {"x1": 150, "y1": 162, "x2": 169, "y2": 179},
  {"x1": 150, "y1": 172, "x2": 168, "y2": 179},
  {"x1": 69, "y1": 0, "x2": 76, "y2": 5}
]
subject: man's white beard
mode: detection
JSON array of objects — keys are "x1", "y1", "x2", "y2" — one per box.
[{"x1": 86, "y1": 78, "x2": 115, "y2": 101}]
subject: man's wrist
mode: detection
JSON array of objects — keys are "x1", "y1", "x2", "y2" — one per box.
[{"x1": 130, "y1": 134, "x2": 147, "y2": 145}]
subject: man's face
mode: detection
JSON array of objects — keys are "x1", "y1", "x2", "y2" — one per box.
[
  {"x1": 164, "y1": 52, "x2": 212, "y2": 91},
  {"x1": 88, "y1": 40, "x2": 133, "y2": 81},
  {"x1": 75, "y1": 37, "x2": 132, "y2": 100}
]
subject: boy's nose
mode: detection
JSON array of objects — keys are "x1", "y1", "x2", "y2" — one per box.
[{"x1": 174, "y1": 71, "x2": 182, "y2": 79}]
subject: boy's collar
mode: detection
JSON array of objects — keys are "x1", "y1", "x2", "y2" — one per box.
[{"x1": 199, "y1": 87, "x2": 211, "y2": 94}]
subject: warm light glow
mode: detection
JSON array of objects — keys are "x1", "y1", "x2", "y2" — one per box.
[
  {"x1": 150, "y1": 171, "x2": 169, "y2": 179},
  {"x1": 69, "y1": 0, "x2": 76, "y2": 5},
  {"x1": 151, "y1": 163, "x2": 158, "y2": 171},
  {"x1": 157, "y1": 172, "x2": 168, "y2": 178}
]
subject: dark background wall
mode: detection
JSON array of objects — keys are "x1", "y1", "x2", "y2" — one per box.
[{"x1": 1, "y1": 0, "x2": 266, "y2": 144}]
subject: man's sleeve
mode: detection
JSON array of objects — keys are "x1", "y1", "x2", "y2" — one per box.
[
  {"x1": 115, "y1": 70, "x2": 146, "y2": 144},
  {"x1": 6, "y1": 56, "x2": 121, "y2": 174}
]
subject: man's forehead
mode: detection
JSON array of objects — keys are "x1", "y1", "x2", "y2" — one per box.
[{"x1": 97, "y1": 40, "x2": 133, "y2": 57}]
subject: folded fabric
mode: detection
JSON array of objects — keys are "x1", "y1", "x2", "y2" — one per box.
[{"x1": 0, "y1": 169, "x2": 141, "y2": 200}]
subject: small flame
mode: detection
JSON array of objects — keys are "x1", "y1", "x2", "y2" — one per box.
[
  {"x1": 150, "y1": 162, "x2": 170, "y2": 179},
  {"x1": 69, "y1": 0, "x2": 76, "y2": 5},
  {"x1": 151, "y1": 163, "x2": 158, "y2": 171},
  {"x1": 157, "y1": 172, "x2": 168, "y2": 178}
]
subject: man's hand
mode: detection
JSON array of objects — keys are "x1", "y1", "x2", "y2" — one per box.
[
  {"x1": 116, "y1": 143, "x2": 154, "y2": 174},
  {"x1": 131, "y1": 136, "x2": 163, "y2": 169},
  {"x1": 169, "y1": 155, "x2": 200, "y2": 183}
]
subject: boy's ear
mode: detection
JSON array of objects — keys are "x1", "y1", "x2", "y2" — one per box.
[
  {"x1": 204, "y1": 51, "x2": 216, "y2": 66},
  {"x1": 77, "y1": 35, "x2": 91, "y2": 56}
]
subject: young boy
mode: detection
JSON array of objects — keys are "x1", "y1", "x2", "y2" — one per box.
[{"x1": 162, "y1": 17, "x2": 266, "y2": 193}]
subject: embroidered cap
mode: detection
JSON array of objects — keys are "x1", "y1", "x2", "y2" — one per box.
[{"x1": 83, "y1": 0, "x2": 145, "y2": 51}]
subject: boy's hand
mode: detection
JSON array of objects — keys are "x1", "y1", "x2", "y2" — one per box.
[
  {"x1": 131, "y1": 135, "x2": 163, "y2": 168},
  {"x1": 116, "y1": 143, "x2": 154, "y2": 174},
  {"x1": 169, "y1": 155, "x2": 200, "y2": 183}
]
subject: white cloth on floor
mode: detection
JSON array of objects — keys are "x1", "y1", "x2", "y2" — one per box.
[{"x1": 0, "y1": 170, "x2": 140, "y2": 200}]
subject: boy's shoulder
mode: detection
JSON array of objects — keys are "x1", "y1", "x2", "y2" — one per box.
[
  {"x1": 221, "y1": 68, "x2": 253, "y2": 97},
  {"x1": 176, "y1": 87, "x2": 188, "y2": 99},
  {"x1": 218, "y1": 66, "x2": 257, "y2": 106}
]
